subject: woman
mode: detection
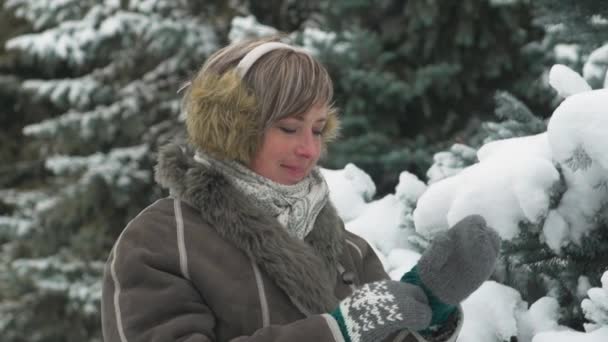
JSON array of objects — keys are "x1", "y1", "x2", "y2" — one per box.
[{"x1": 101, "y1": 37, "x2": 500, "y2": 342}]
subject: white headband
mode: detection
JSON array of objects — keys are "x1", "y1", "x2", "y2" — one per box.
[
  {"x1": 235, "y1": 42, "x2": 309, "y2": 78},
  {"x1": 177, "y1": 42, "x2": 308, "y2": 94}
]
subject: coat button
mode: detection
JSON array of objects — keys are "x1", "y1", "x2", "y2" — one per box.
[{"x1": 341, "y1": 271, "x2": 355, "y2": 285}]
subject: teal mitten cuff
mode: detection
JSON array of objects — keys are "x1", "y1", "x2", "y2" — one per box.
[
  {"x1": 330, "y1": 308, "x2": 353, "y2": 342},
  {"x1": 401, "y1": 265, "x2": 456, "y2": 329}
]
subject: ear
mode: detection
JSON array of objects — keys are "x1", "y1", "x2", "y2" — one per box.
[{"x1": 185, "y1": 70, "x2": 259, "y2": 163}]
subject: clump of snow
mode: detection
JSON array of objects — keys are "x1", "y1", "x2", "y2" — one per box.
[
  {"x1": 458, "y1": 285, "x2": 567, "y2": 342},
  {"x1": 34, "y1": 197, "x2": 59, "y2": 213},
  {"x1": 395, "y1": 171, "x2": 426, "y2": 205},
  {"x1": 23, "y1": 76, "x2": 107, "y2": 110},
  {"x1": 458, "y1": 281, "x2": 527, "y2": 342},
  {"x1": 553, "y1": 44, "x2": 580, "y2": 64},
  {"x1": 548, "y1": 88, "x2": 608, "y2": 171},
  {"x1": 23, "y1": 99, "x2": 133, "y2": 141},
  {"x1": 541, "y1": 210, "x2": 569, "y2": 251},
  {"x1": 81, "y1": 145, "x2": 150, "y2": 187},
  {"x1": 477, "y1": 133, "x2": 552, "y2": 162},
  {"x1": 228, "y1": 15, "x2": 349, "y2": 58},
  {"x1": 386, "y1": 248, "x2": 420, "y2": 280},
  {"x1": 299, "y1": 27, "x2": 345, "y2": 55},
  {"x1": 411, "y1": 176, "x2": 453, "y2": 237},
  {"x1": 590, "y1": 15, "x2": 608, "y2": 26},
  {"x1": 518, "y1": 297, "x2": 564, "y2": 341},
  {"x1": 9, "y1": 256, "x2": 104, "y2": 318},
  {"x1": 489, "y1": 0, "x2": 520, "y2": 6},
  {"x1": 414, "y1": 65, "x2": 608, "y2": 253},
  {"x1": 0, "y1": 217, "x2": 33, "y2": 238},
  {"x1": 581, "y1": 271, "x2": 608, "y2": 332},
  {"x1": 5, "y1": 0, "x2": 87, "y2": 30},
  {"x1": 297, "y1": 26, "x2": 353, "y2": 57},
  {"x1": 346, "y1": 193, "x2": 414, "y2": 255},
  {"x1": 427, "y1": 144, "x2": 477, "y2": 184},
  {"x1": 549, "y1": 64, "x2": 591, "y2": 98},
  {"x1": 324, "y1": 164, "x2": 421, "y2": 255},
  {"x1": 583, "y1": 44, "x2": 608, "y2": 89},
  {"x1": 533, "y1": 327, "x2": 608, "y2": 342},
  {"x1": 414, "y1": 152, "x2": 559, "y2": 240},
  {"x1": 228, "y1": 16, "x2": 278, "y2": 43},
  {"x1": 6, "y1": 5, "x2": 216, "y2": 69},
  {"x1": 578, "y1": 276, "x2": 593, "y2": 298},
  {"x1": 321, "y1": 163, "x2": 375, "y2": 222},
  {"x1": 545, "y1": 86, "x2": 608, "y2": 247}
]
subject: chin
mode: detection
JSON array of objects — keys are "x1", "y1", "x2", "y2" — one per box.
[
  {"x1": 280, "y1": 177, "x2": 300, "y2": 186},
  {"x1": 281, "y1": 173, "x2": 309, "y2": 185},
  {"x1": 276, "y1": 168, "x2": 310, "y2": 185}
]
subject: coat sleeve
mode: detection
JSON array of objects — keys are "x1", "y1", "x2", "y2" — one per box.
[
  {"x1": 343, "y1": 231, "x2": 390, "y2": 284},
  {"x1": 229, "y1": 315, "x2": 345, "y2": 342},
  {"x1": 101, "y1": 210, "x2": 346, "y2": 342},
  {"x1": 101, "y1": 209, "x2": 216, "y2": 342}
]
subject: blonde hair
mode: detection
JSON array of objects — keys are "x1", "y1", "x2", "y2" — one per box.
[{"x1": 184, "y1": 36, "x2": 339, "y2": 163}]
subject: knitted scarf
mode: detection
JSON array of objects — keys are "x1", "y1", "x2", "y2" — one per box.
[{"x1": 194, "y1": 151, "x2": 329, "y2": 240}]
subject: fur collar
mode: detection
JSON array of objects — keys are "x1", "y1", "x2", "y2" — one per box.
[{"x1": 154, "y1": 143, "x2": 345, "y2": 314}]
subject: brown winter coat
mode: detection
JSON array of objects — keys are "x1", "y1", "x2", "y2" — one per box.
[{"x1": 101, "y1": 144, "x2": 462, "y2": 342}]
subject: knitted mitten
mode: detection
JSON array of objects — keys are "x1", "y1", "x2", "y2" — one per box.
[
  {"x1": 401, "y1": 214, "x2": 501, "y2": 329},
  {"x1": 330, "y1": 280, "x2": 431, "y2": 342}
]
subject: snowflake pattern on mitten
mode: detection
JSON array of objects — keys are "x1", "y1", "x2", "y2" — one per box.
[{"x1": 334, "y1": 280, "x2": 431, "y2": 342}]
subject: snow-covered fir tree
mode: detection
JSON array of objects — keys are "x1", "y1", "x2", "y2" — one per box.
[
  {"x1": 311, "y1": 0, "x2": 553, "y2": 194},
  {"x1": 324, "y1": 62, "x2": 608, "y2": 342},
  {"x1": 581, "y1": 272, "x2": 608, "y2": 333},
  {"x1": 0, "y1": 0, "x2": 222, "y2": 340},
  {"x1": 424, "y1": 89, "x2": 547, "y2": 186},
  {"x1": 533, "y1": 0, "x2": 608, "y2": 52},
  {"x1": 415, "y1": 60, "x2": 608, "y2": 334}
]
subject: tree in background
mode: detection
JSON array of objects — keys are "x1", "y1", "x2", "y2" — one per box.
[
  {"x1": 479, "y1": 3, "x2": 608, "y2": 327},
  {"x1": 421, "y1": 58, "x2": 608, "y2": 331},
  {"x1": 424, "y1": 90, "x2": 547, "y2": 185},
  {"x1": 533, "y1": 0, "x2": 608, "y2": 53},
  {"x1": 400, "y1": 5, "x2": 608, "y2": 328},
  {"x1": 227, "y1": 0, "x2": 554, "y2": 194},
  {"x1": 0, "y1": 0, "x2": 224, "y2": 340},
  {"x1": 531, "y1": 0, "x2": 608, "y2": 94},
  {"x1": 309, "y1": 0, "x2": 553, "y2": 194},
  {"x1": 0, "y1": 0, "x2": 40, "y2": 188}
]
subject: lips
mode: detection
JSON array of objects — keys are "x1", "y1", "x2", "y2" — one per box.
[{"x1": 281, "y1": 164, "x2": 308, "y2": 177}]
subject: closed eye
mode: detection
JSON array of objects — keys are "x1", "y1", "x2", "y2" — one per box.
[{"x1": 279, "y1": 127, "x2": 296, "y2": 134}]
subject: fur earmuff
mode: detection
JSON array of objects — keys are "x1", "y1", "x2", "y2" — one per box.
[
  {"x1": 322, "y1": 109, "x2": 340, "y2": 144},
  {"x1": 185, "y1": 70, "x2": 259, "y2": 163}
]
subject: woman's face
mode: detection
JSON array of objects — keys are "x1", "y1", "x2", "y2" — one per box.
[{"x1": 249, "y1": 104, "x2": 327, "y2": 185}]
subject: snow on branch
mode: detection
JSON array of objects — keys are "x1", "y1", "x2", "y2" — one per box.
[
  {"x1": 582, "y1": 272, "x2": 608, "y2": 332},
  {"x1": 4, "y1": 0, "x2": 94, "y2": 30},
  {"x1": 22, "y1": 76, "x2": 112, "y2": 111},
  {"x1": 414, "y1": 65, "x2": 608, "y2": 253},
  {"x1": 6, "y1": 6, "x2": 216, "y2": 69}
]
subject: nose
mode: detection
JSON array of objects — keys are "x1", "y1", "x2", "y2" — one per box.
[{"x1": 294, "y1": 131, "x2": 318, "y2": 159}]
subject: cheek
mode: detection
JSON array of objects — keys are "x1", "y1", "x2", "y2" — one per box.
[
  {"x1": 258, "y1": 140, "x2": 290, "y2": 164},
  {"x1": 312, "y1": 140, "x2": 323, "y2": 159}
]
